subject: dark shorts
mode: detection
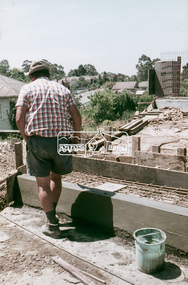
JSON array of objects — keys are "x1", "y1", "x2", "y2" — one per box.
[{"x1": 26, "y1": 136, "x2": 72, "y2": 177}]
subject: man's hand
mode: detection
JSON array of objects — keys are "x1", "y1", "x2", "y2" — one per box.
[
  {"x1": 16, "y1": 106, "x2": 28, "y2": 141},
  {"x1": 68, "y1": 104, "x2": 82, "y2": 142},
  {"x1": 70, "y1": 134, "x2": 81, "y2": 144}
]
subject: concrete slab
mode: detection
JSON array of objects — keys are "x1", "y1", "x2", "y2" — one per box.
[
  {"x1": 0, "y1": 205, "x2": 188, "y2": 285},
  {"x1": 156, "y1": 98, "x2": 188, "y2": 112},
  {"x1": 17, "y1": 174, "x2": 188, "y2": 252}
]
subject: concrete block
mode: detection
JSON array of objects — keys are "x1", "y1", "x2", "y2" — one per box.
[
  {"x1": 152, "y1": 145, "x2": 161, "y2": 153},
  {"x1": 132, "y1": 136, "x2": 141, "y2": 155},
  {"x1": 177, "y1": 148, "x2": 187, "y2": 156},
  {"x1": 117, "y1": 155, "x2": 134, "y2": 164},
  {"x1": 17, "y1": 175, "x2": 40, "y2": 208},
  {"x1": 17, "y1": 174, "x2": 188, "y2": 252}
]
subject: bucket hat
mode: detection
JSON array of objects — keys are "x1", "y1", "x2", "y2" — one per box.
[{"x1": 28, "y1": 60, "x2": 50, "y2": 76}]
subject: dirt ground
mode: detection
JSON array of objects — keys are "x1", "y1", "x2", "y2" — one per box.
[{"x1": 1, "y1": 205, "x2": 188, "y2": 285}]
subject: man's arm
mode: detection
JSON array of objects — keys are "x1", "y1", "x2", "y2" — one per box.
[
  {"x1": 68, "y1": 104, "x2": 82, "y2": 144},
  {"x1": 16, "y1": 106, "x2": 28, "y2": 141}
]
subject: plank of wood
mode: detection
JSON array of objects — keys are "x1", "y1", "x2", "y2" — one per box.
[
  {"x1": 52, "y1": 256, "x2": 97, "y2": 285},
  {"x1": 15, "y1": 142, "x2": 23, "y2": 169},
  {"x1": 79, "y1": 269, "x2": 106, "y2": 284}
]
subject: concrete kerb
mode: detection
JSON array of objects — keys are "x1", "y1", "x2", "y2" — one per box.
[{"x1": 17, "y1": 174, "x2": 188, "y2": 253}]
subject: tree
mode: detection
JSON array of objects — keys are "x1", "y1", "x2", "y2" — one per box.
[
  {"x1": 83, "y1": 64, "x2": 98, "y2": 76},
  {"x1": 136, "y1": 54, "x2": 159, "y2": 81},
  {"x1": 0, "y1": 59, "x2": 10, "y2": 76},
  {"x1": 181, "y1": 63, "x2": 188, "y2": 79},
  {"x1": 22, "y1": 60, "x2": 32, "y2": 73},
  {"x1": 84, "y1": 91, "x2": 115, "y2": 124},
  {"x1": 115, "y1": 73, "x2": 129, "y2": 82},
  {"x1": 77, "y1": 65, "x2": 86, "y2": 76},
  {"x1": 50, "y1": 63, "x2": 65, "y2": 81},
  {"x1": 68, "y1": 69, "x2": 78, "y2": 77},
  {"x1": 9, "y1": 68, "x2": 26, "y2": 82},
  {"x1": 136, "y1": 92, "x2": 154, "y2": 112},
  {"x1": 180, "y1": 78, "x2": 188, "y2": 97},
  {"x1": 114, "y1": 91, "x2": 136, "y2": 117},
  {"x1": 77, "y1": 77, "x2": 88, "y2": 89},
  {"x1": 83, "y1": 90, "x2": 137, "y2": 124},
  {"x1": 68, "y1": 64, "x2": 98, "y2": 77}
]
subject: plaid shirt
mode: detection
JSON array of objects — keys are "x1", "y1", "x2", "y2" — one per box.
[{"x1": 16, "y1": 77, "x2": 75, "y2": 137}]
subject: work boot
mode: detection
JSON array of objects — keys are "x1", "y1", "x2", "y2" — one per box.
[
  {"x1": 41, "y1": 223, "x2": 62, "y2": 239},
  {"x1": 55, "y1": 214, "x2": 65, "y2": 225}
]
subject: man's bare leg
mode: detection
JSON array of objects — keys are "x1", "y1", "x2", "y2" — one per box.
[
  {"x1": 36, "y1": 175, "x2": 61, "y2": 238},
  {"x1": 50, "y1": 171, "x2": 62, "y2": 211},
  {"x1": 36, "y1": 176, "x2": 53, "y2": 213},
  {"x1": 36, "y1": 175, "x2": 58, "y2": 225}
]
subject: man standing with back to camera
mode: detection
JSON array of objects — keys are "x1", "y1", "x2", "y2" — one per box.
[{"x1": 16, "y1": 60, "x2": 82, "y2": 238}]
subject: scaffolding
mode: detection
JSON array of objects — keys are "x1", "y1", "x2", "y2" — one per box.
[
  {"x1": 159, "y1": 51, "x2": 188, "y2": 97},
  {"x1": 149, "y1": 51, "x2": 188, "y2": 97}
]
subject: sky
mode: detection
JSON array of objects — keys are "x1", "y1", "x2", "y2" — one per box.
[{"x1": 0, "y1": 0, "x2": 187, "y2": 76}]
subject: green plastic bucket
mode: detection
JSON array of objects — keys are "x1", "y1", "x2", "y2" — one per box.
[{"x1": 133, "y1": 228, "x2": 166, "y2": 274}]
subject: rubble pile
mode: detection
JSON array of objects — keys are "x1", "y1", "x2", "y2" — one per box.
[
  {"x1": 158, "y1": 107, "x2": 183, "y2": 121},
  {"x1": 0, "y1": 141, "x2": 16, "y2": 181},
  {"x1": 149, "y1": 107, "x2": 184, "y2": 125}
]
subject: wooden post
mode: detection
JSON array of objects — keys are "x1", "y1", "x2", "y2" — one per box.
[
  {"x1": 104, "y1": 126, "x2": 112, "y2": 152},
  {"x1": 132, "y1": 136, "x2": 140, "y2": 156},
  {"x1": 15, "y1": 142, "x2": 23, "y2": 169}
]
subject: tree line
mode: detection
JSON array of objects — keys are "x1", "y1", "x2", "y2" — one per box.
[
  {"x1": 1, "y1": 54, "x2": 187, "y2": 85},
  {"x1": 1, "y1": 55, "x2": 188, "y2": 130},
  {"x1": 0, "y1": 54, "x2": 161, "y2": 83}
]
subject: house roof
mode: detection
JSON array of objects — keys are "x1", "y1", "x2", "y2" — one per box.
[
  {"x1": 112, "y1": 81, "x2": 137, "y2": 91},
  {"x1": 138, "y1": 81, "x2": 148, "y2": 88},
  {"x1": 0, "y1": 75, "x2": 25, "y2": 98}
]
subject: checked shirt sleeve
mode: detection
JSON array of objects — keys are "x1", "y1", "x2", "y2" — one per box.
[{"x1": 16, "y1": 85, "x2": 29, "y2": 108}]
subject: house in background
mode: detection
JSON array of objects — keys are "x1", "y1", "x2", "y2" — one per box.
[
  {"x1": 0, "y1": 75, "x2": 25, "y2": 130},
  {"x1": 136, "y1": 81, "x2": 148, "y2": 95},
  {"x1": 112, "y1": 81, "x2": 138, "y2": 93}
]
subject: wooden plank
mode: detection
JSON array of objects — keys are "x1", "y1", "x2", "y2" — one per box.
[
  {"x1": 119, "y1": 119, "x2": 143, "y2": 131},
  {"x1": 72, "y1": 156, "x2": 188, "y2": 189},
  {"x1": 6, "y1": 172, "x2": 22, "y2": 205},
  {"x1": 129, "y1": 120, "x2": 148, "y2": 135},
  {"x1": 79, "y1": 269, "x2": 106, "y2": 284},
  {"x1": 15, "y1": 142, "x2": 23, "y2": 169},
  {"x1": 6, "y1": 171, "x2": 18, "y2": 203},
  {"x1": 5, "y1": 165, "x2": 26, "y2": 204},
  {"x1": 52, "y1": 256, "x2": 96, "y2": 285}
]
